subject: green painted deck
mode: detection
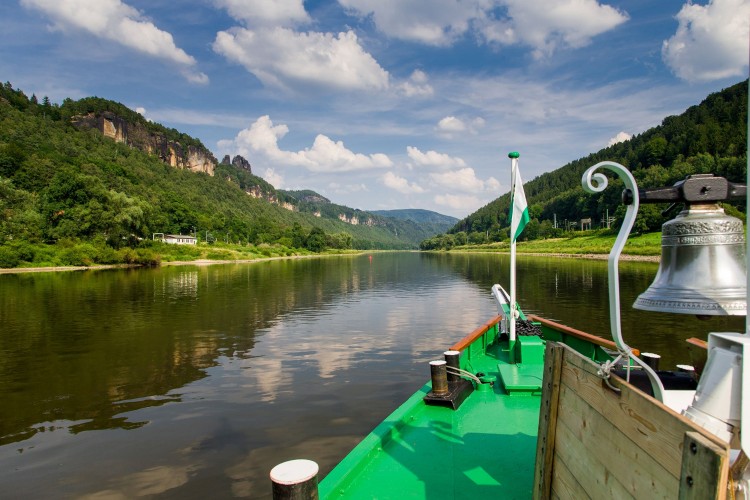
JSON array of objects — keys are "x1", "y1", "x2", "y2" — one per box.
[{"x1": 320, "y1": 339, "x2": 543, "y2": 499}]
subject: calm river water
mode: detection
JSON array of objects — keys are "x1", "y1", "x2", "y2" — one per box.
[{"x1": 0, "y1": 252, "x2": 743, "y2": 498}]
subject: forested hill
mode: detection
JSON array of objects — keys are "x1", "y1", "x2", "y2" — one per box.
[
  {"x1": 371, "y1": 209, "x2": 457, "y2": 235},
  {"x1": 371, "y1": 209, "x2": 457, "y2": 225},
  {"x1": 0, "y1": 82, "x2": 447, "y2": 264},
  {"x1": 445, "y1": 79, "x2": 747, "y2": 243}
]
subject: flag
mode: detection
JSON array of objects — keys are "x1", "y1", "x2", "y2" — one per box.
[{"x1": 510, "y1": 161, "x2": 529, "y2": 243}]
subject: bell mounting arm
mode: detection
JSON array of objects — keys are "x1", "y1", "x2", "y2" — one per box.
[
  {"x1": 639, "y1": 173, "x2": 747, "y2": 204},
  {"x1": 582, "y1": 161, "x2": 666, "y2": 401}
]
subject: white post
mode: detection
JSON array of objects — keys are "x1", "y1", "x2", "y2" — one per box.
[
  {"x1": 509, "y1": 155, "x2": 518, "y2": 344},
  {"x1": 270, "y1": 459, "x2": 319, "y2": 499}
]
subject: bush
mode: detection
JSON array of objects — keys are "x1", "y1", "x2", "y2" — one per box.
[
  {"x1": 206, "y1": 250, "x2": 230, "y2": 260},
  {"x1": 31, "y1": 244, "x2": 56, "y2": 266},
  {"x1": 134, "y1": 249, "x2": 161, "y2": 266},
  {"x1": 116, "y1": 248, "x2": 139, "y2": 264},
  {"x1": 0, "y1": 246, "x2": 20, "y2": 268},
  {"x1": 276, "y1": 237, "x2": 293, "y2": 248},
  {"x1": 59, "y1": 243, "x2": 99, "y2": 266},
  {"x1": 98, "y1": 246, "x2": 119, "y2": 264}
]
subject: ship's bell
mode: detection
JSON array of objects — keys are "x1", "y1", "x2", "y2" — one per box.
[{"x1": 633, "y1": 203, "x2": 746, "y2": 316}]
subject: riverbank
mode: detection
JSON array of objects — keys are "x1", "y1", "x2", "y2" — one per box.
[
  {"x1": 0, "y1": 252, "x2": 365, "y2": 275},
  {"x1": 0, "y1": 230, "x2": 663, "y2": 273},
  {"x1": 444, "y1": 231, "x2": 662, "y2": 262},
  {"x1": 0, "y1": 246, "x2": 659, "y2": 274},
  {"x1": 450, "y1": 250, "x2": 660, "y2": 262}
]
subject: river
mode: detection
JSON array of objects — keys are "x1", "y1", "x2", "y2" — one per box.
[{"x1": 0, "y1": 252, "x2": 743, "y2": 498}]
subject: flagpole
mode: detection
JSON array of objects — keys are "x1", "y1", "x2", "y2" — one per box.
[{"x1": 509, "y1": 152, "x2": 519, "y2": 345}]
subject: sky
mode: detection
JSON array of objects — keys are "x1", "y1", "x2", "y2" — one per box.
[{"x1": 1, "y1": 0, "x2": 748, "y2": 218}]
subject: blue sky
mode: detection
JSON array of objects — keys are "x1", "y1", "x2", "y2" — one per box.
[{"x1": 1, "y1": 0, "x2": 748, "y2": 218}]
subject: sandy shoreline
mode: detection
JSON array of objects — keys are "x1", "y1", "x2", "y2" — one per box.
[
  {"x1": 512, "y1": 252, "x2": 659, "y2": 262},
  {"x1": 0, "y1": 253, "x2": 358, "y2": 275},
  {"x1": 0, "y1": 250, "x2": 659, "y2": 275}
]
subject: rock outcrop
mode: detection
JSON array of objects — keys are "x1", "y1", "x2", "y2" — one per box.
[
  {"x1": 297, "y1": 193, "x2": 328, "y2": 204},
  {"x1": 231, "y1": 155, "x2": 252, "y2": 174},
  {"x1": 71, "y1": 111, "x2": 217, "y2": 176},
  {"x1": 246, "y1": 185, "x2": 278, "y2": 204}
]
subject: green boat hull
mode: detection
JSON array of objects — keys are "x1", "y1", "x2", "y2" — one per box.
[{"x1": 319, "y1": 312, "x2": 615, "y2": 498}]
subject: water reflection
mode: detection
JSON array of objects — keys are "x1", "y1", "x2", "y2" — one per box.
[
  {"x1": 0, "y1": 253, "x2": 743, "y2": 498},
  {"x1": 431, "y1": 252, "x2": 744, "y2": 361}
]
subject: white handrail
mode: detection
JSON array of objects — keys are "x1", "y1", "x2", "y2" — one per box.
[{"x1": 582, "y1": 161, "x2": 665, "y2": 401}]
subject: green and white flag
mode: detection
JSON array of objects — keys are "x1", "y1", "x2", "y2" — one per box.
[{"x1": 510, "y1": 159, "x2": 529, "y2": 243}]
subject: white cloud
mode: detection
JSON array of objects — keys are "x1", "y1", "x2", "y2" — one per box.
[
  {"x1": 224, "y1": 115, "x2": 393, "y2": 173},
  {"x1": 436, "y1": 115, "x2": 485, "y2": 137},
  {"x1": 485, "y1": 176, "x2": 501, "y2": 192},
  {"x1": 264, "y1": 168, "x2": 284, "y2": 188},
  {"x1": 434, "y1": 193, "x2": 485, "y2": 212},
  {"x1": 479, "y1": 0, "x2": 629, "y2": 58},
  {"x1": 662, "y1": 0, "x2": 750, "y2": 82},
  {"x1": 339, "y1": 0, "x2": 627, "y2": 57},
  {"x1": 338, "y1": 0, "x2": 477, "y2": 46},
  {"x1": 406, "y1": 146, "x2": 468, "y2": 169},
  {"x1": 382, "y1": 171, "x2": 425, "y2": 194},
  {"x1": 21, "y1": 0, "x2": 207, "y2": 84},
  {"x1": 397, "y1": 69, "x2": 434, "y2": 97},
  {"x1": 145, "y1": 108, "x2": 250, "y2": 128},
  {"x1": 430, "y1": 167, "x2": 500, "y2": 193},
  {"x1": 607, "y1": 131, "x2": 632, "y2": 146},
  {"x1": 304, "y1": 135, "x2": 393, "y2": 171},
  {"x1": 214, "y1": 0, "x2": 309, "y2": 27},
  {"x1": 213, "y1": 27, "x2": 389, "y2": 91},
  {"x1": 329, "y1": 182, "x2": 369, "y2": 194},
  {"x1": 437, "y1": 116, "x2": 466, "y2": 133}
]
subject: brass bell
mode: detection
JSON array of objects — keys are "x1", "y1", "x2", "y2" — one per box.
[{"x1": 633, "y1": 203, "x2": 746, "y2": 316}]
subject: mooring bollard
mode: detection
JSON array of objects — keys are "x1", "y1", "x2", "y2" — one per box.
[
  {"x1": 430, "y1": 360, "x2": 449, "y2": 395},
  {"x1": 444, "y1": 350, "x2": 461, "y2": 382},
  {"x1": 270, "y1": 459, "x2": 319, "y2": 500},
  {"x1": 641, "y1": 352, "x2": 660, "y2": 371}
]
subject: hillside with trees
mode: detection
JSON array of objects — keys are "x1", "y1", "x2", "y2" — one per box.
[
  {"x1": 0, "y1": 82, "x2": 446, "y2": 268},
  {"x1": 421, "y1": 79, "x2": 747, "y2": 250}
]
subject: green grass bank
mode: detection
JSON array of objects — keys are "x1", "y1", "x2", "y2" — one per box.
[{"x1": 445, "y1": 231, "x2": 662, "y2": 259}]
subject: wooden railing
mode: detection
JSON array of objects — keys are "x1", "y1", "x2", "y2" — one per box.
[
  {"x1": 450, "y1": 315, "x2": 502, "y2": 352},
  {"x1": 526, "y1": 314, "x2": 639, "y2": 357},
  {"x1": 449, "y1": 313, "x2": 640, "y2": 357}
]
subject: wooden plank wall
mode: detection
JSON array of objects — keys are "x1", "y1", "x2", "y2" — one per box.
[{"x1": 533, "y1": 342, "x2": 730, "y2": 500}]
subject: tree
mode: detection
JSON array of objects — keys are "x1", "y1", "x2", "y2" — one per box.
[
  {"x1": 305, "y1": 227, "x2": 326, "y2": 252},
  {"x1": 454, "y1": 231, "x2": 468, "y2": 246},
  {"x1": 468, "y1": 231, "x2": 486, "y2": 244},
  {"x1": 0, "y1": 143, "x2": 26, "y2": 178},
  {"x1": 102, "y1": 190, "x2": 147, "y2": 247},
  {"x1": 644, "y1": 136, "x2": 667, "y2": 167},
  {"x1": 290, "y1": 222, "x2": 306, "y2": 248}
]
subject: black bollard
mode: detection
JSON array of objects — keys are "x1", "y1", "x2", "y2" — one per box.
[
  {"x1": 641, "y1": 352, "x2": 660, "y2": 371},
  {"x1": 444, "y1": 350, "x2": 461, "y2": 382},
  {"x1": 430, "y1": 360, "x2": 449, "y2": 395}
]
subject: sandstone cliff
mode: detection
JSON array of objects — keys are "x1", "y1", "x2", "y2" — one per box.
[
  {"x1": 71, "y1": 111, "x2": 217, "y2": 176},
  {"x1": 220, "y1": 154, "x2": 252, "y2": 174}
]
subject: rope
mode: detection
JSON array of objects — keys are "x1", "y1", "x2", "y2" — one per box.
[
  {"x1": 596, "y1": 353, "x2": 625, "y2": 393},
  {"x1": 446, "y1": 367, "x2": 483, "y2": 385}
]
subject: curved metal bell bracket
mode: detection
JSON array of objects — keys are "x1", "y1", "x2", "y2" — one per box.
[{"x1": 582, "y1": 161, "x2": 665, "y2": 401}]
